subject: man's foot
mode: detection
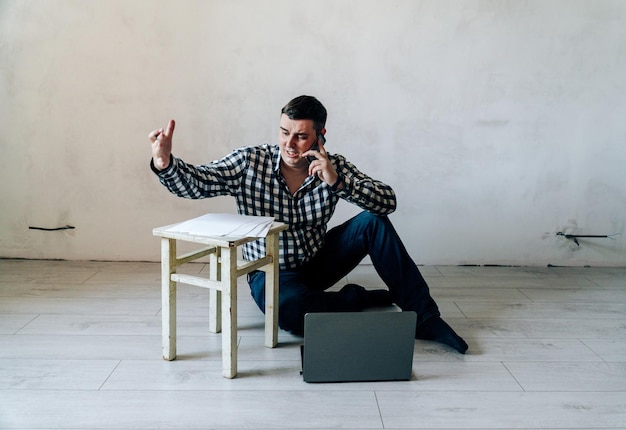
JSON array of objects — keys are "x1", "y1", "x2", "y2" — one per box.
[
  {"x1": 416, "y1": 316, "x2": 468, "y2": 354},
  {"x1": 342, "y1": 283, "x2": 394, "y2": 309}
]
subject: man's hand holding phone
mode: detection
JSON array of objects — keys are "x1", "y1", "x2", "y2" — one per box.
[
  {"x1": 305, "y1": 134, "x2": 325, "y2": 164},
  {"x1": 304, "y1": 134, "x2": 341, "y2": 189}
]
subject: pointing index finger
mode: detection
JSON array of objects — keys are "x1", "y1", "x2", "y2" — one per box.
[{"x1": 165, "y1": 119, "x2": 175, "y2": 137}]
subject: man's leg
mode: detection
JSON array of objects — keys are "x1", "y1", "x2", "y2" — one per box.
[
  {"x1": 248, "y1": 269, "x2": 391, "y2": 335},
  {"x1": 312, "y1": 212, "x2": 438, "y2": 320},
  {"x1": 314, "y1": 212, "x2": 468, "y2": 353}
]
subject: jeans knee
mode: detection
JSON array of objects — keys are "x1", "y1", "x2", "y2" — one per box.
[
  {"x1": 356, "y1": 211, "x2": 389, "y2": 227},
  {"x1": 249, "y1": 270, "x2": 308, "y2": 335},
  {"x1": 354, "y1": 212, "x2": 394, "y2": 238}
]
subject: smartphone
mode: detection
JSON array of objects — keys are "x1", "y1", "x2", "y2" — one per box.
[{"x1": 306, "y1": 134, "x2": 326, "y2": 163}]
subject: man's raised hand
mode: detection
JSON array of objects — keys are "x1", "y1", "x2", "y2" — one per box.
[{"x1": 149, "y1": 119, "x2": 175, "y2": 170}]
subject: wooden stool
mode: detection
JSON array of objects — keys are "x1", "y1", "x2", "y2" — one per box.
[{"x1": 153, "y1": 221, "x2": 287, "y2": 378}]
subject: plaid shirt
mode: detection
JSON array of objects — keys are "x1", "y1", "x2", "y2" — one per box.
[{"x1": 153, "y1": 145, "x2": 396, "y2": 270}]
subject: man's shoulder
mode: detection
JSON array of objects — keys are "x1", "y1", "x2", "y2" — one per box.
[{"x1": 328, "y1": 152, "x2": 349, "y2": 166}]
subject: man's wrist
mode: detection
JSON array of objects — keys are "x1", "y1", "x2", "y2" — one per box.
[
  {"x1": 150, "y1": 154, "x2": 173, "y2": 174},
  {"x1": 331, "y1": 174, "x2": 343, "y2": 191}
]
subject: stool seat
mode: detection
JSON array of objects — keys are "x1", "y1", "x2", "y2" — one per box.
[{"x1": 153, "y1": 220, "x2": 287, "y2": 378}]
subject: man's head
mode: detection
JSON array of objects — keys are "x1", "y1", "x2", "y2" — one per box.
[
  {"x1": 278, "y1": 96, "x2": 328, "y2": 170},
  {"x1": 281, "y1": 95, "x2": 327, "y2": 134}
]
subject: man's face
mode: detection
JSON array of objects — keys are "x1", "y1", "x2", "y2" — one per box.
[{"x1": 278, "y1": 114, "x2": 321, "y2": 169}]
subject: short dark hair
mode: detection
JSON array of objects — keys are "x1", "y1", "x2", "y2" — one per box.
[{"x1": 281, "y1": 95, "x2": 327, "y2": 134}]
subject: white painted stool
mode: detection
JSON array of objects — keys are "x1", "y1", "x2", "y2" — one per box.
[{"x1": 153, "y1": 221, "x2": 287, "y2": 378}]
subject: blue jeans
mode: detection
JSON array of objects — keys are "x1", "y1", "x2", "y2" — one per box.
[{"x1": 248, "y1": 211, "x2": 440, "y2": 334}]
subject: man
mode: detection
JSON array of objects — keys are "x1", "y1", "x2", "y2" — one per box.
[{"x1": 149, "y1": 95, "x2": 468, "y2": 353}]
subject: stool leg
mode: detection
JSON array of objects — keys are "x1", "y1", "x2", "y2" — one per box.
[
  {"x1": 209, "y1": 251, "x2": 222, "y2": 333},
  {"x1": 161, "y1": 238, "x2": 177, "y2": 361},
  {"x1": 221, "y1": 246, "x2": 238, "y2": 378},
  {"x1": 264, "y1": 232, "x2": 279, "y2": 348}
]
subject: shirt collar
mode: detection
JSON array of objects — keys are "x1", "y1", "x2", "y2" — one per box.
[{"x1": 272, "y1": 145, "x2": 281, "y2": 172}]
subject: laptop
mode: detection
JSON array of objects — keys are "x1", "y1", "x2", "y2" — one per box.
[{"x1": 301, "y1": 311, "x2": 417, "y2": 383}]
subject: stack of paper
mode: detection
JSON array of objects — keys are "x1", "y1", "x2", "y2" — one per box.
[{"x1": 164, "y1": 213, "x2": 275, "y2": 238}]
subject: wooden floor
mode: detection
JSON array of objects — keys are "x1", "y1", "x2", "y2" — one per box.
[{"x1": 1, "y1": 259, "x2": 625, "y2": 429}]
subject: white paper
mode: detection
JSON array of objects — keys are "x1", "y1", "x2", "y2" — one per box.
[{"x1": 164, "y1": 213, "x2": 275, "y2": 238}]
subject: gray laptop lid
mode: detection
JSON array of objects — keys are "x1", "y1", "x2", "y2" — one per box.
[{"x1": 302, "y1": 311, "x2": 417, "y2": 383}]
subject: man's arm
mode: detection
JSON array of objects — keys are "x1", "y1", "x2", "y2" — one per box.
[
  {"x1": 303, "y1": 142, "x2": 396, "y2": 215},
  {"x1": 149, "y1": 119, "x2": 229, "y2": 199},
  {"x1": 148, "y1": 122, "x2": 251, "y2": 200},
  {"x1": 331, "y1": 155, "x2": 397, "y2": 215}
]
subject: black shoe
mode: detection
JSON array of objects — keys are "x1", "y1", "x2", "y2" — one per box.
[{"x1": 416, "y1": 315, "x2": 468, "y2": 354}]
